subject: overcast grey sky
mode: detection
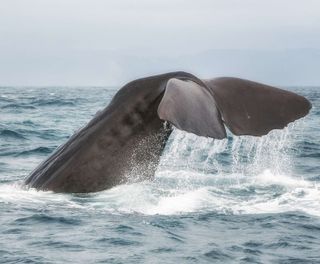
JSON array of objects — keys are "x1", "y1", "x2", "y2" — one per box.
[{"x1": 1, "y1": 0, "x2": 320, "y2": 86}]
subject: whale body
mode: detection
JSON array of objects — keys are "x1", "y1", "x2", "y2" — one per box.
[{"x1": 24, "y1": 72, "x2": 311, "y2": 193}]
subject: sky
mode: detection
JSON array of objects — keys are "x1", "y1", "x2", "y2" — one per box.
[{"x1": 0, "y1": 0, "x2": 320, "y2": 86}]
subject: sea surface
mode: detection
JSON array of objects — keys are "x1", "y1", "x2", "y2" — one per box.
[{"x1": 0, "y1": 86, "x2": 319, "y2": 264}]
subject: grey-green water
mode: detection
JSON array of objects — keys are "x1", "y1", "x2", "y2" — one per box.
[{"x1": 0, "y1": 86, "x2": 319, "y2": 263}]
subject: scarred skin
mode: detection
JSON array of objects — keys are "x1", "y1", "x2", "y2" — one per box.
[{"x1": 24, "y1": 72, "x2": 311, "y2": 193}]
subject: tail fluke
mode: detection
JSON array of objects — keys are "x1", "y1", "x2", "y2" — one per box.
[
  {"x1": 205, "y1": 77, "x2": 311, "y2": 136},
  {"x1": 158, "y1": 76, "x2": 311, "y2": 138}
]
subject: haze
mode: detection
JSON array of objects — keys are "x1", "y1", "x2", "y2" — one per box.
[{"x1": 0, "y1": 0, "x2": 319, "y2": 86}]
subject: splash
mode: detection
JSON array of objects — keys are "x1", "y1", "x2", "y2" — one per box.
[{"x1": 1, "y1": 120, "x2": 319, "y2": 217}]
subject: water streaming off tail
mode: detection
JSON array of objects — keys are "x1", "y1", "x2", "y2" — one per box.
[
  {"x1": 159, "y1": 125, "x2": 294, "y2": 184},
  {"x1": 151, "y1": 122, "x2": 319, "y2": 216}
]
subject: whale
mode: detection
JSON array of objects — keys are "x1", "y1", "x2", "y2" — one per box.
[{"x1": 24, "y1": 71, "x2": 312, "y2": 193}]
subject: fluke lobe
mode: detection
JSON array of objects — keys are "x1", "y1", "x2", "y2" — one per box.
[{"x1": 24, "y1": 72, "x2": 312, "y2": 193}]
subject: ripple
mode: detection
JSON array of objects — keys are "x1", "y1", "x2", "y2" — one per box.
[
  {"x1": 14, "y1": 214, "x2": 81, "y2": 225},
  {"x1": 1, "y1": 103, "x2": 37, "y2": 110},
  {"x1": 204, "y1": 249, "x2": 233, "y2": 261},
  {"x1": 16, "y1": 146, "x2": 54, "y2": 156},
  {"x1": 150, "y1": 247, "x2": 175, "y2": 253},
  {"x1": 97, "y1": 237, "x2": 141, "y2": 246},
  {"x1": 0, "y1": 129, "x2": 27, "y2": 140},
  {"x1": 31, "y1": 99, "x2": 75, "y2": 107}
]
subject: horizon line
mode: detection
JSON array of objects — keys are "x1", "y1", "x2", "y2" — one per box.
[{"x1": 0, "y1": 84, "x2": 319, "y2": 88}]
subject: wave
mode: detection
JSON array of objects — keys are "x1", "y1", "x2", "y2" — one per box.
[
  {"x1": 16, "y1": 147, "x2": 54, "y2": 156},
  {"x1": 0, "y1": 127, "x2": 66, "y2": 142},
  {"x1": 1, "y1": 103, "x2": 37, "y2": 110},
  {"x1": 31, "y1": 99, "x2": 75, "y2": 107},
  {"x1": 15, "y1": 128, "x2": 62, "y2": 140},
  {"x1": 0, "y1": 129, "x2": 27, "y2": 140}
]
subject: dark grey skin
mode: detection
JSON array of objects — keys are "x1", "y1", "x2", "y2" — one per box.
[{"x1": 24, "y1": 71, "x2": 311, "y2": 193}]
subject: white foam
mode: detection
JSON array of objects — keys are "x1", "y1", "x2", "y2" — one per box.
[
  {"x1": 232, "y1": 184, "x2": 320, "y2": 217},
  {"x1": 1, "y1": 123, "x2": 319, "y2": 217},
  {"x1": 1, "y1": 172, "x2": 319, "y2": 217},
  {"x1": 0, "y1": 182, "x2": 83, "y2": 209},
  {"x1": 253, "y1": 169, "x2": 311, "y2": 188}
]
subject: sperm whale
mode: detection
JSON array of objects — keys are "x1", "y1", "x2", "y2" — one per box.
[{"x1": 24, "y1": 72, "x2": 311, "y2": 193}]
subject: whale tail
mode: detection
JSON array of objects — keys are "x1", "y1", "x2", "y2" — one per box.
[{"x1": 158, "y1": 76, "x2": 311, "y2": 138}]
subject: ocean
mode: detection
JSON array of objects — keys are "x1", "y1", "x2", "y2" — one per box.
[{"x1": 0, "y1": 86, "x2": 319, "y2": 263}]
